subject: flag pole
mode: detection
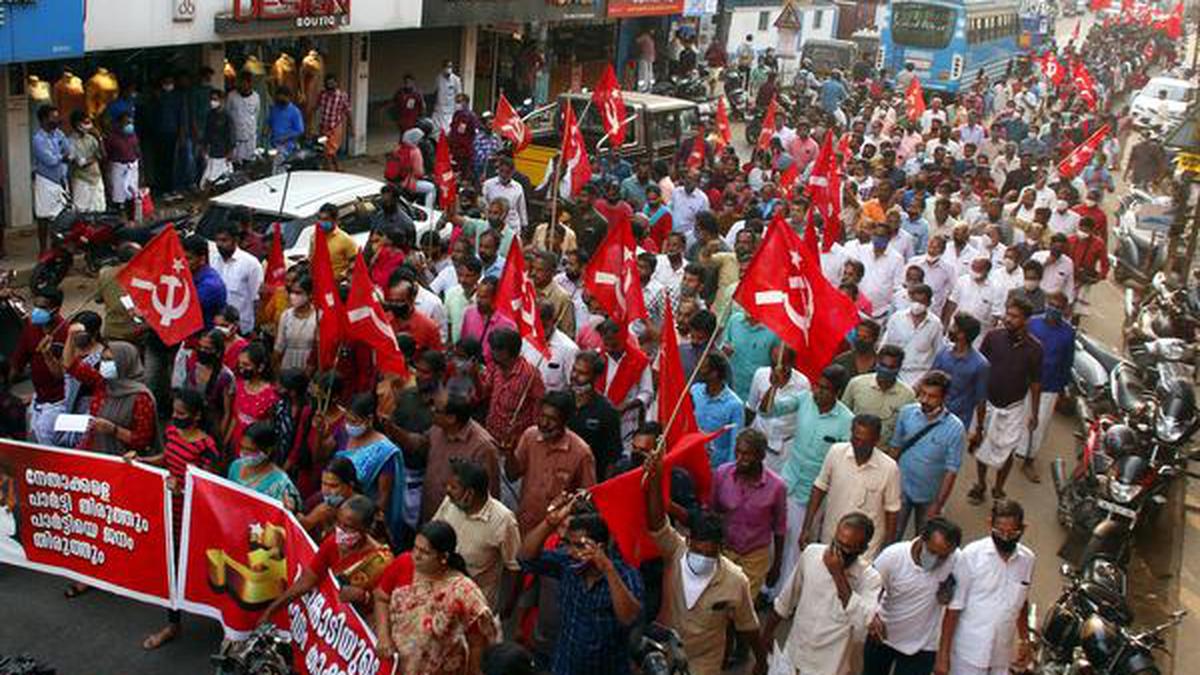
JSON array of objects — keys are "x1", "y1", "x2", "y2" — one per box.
[{"x1": 652, "y1": 296, "x2": 735, "y2": 460}]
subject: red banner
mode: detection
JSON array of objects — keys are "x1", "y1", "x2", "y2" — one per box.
[
  {"x1": 607, "y1": 0, "x2": 684, "y2": 17},
  {"x1": 0, "y1": 440, "x2": 173, "y2": 607},
  {"x1": 178, "y1": 468, "x2": 392, "y2": 675}
]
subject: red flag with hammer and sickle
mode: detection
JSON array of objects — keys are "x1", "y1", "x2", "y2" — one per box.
[
  {"x1": 756, "y1": 97, "x2": 777, "y2": 151},
  {"x1": 1072, "y1": 60, "x2": 1098, "y2": 110},
  {"x1": 494, "y1": 238, "x2": 550, "y2": 358},
  {"x1": 1040, "y1": 52, "x2": 1065, "y2": 87},
  {"x1": 1057, "y1": 124, "x2": 1110, "y2": 180},
  {"x1": 434, "y1": 132, "x2": 457, "y2": 211},
  {"x1": 116, "y1": 224, "x2": 203, "y2": 346},
  {"x1": 494, "y1": 93, "x2": 532, "y2": 153},
  {"x1": 583, "y1": 209, "x2": 647, "y2": 329},
  {"x1": 905, "y1": 77, "x2": 926, "y2": 122},
  {"x1": 805, "y1": 131, "x2": 843, "y2": 252},
  {"x1": 345, "y1": 254, "x2": 408, "y2": 378},
  {"x1": 559, "y1": 103, "x2": 593, "y2": 199},
  {"x1": 714, "y1": 97, "x2": 733, "y2": 154},
  {"x1": 592, "y1": 64, "x2": 628, "y2": 148},
  {"x1": 733, "y1": 215, "x2": 859, "y2": 380}
]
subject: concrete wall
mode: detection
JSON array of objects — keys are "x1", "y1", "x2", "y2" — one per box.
[{"x1": 723, "y1": 4, "x2": 837, "y2": 60}]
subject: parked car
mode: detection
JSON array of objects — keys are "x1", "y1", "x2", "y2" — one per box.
[{"x1": 1130, "y1": 77, "x2": 1196, "y2": 132}]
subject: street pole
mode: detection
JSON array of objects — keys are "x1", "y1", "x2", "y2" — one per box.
[{"x1": 1183, "y1": 182, "x2": 1200, "y2": 280}]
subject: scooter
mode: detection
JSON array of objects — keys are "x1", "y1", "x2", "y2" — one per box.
[
  {"x1": 31, "y1": 210, "x2": 130, "y2": 291},
  {"x1": 1111, "y1": 189, "x2": 1174, "y2": 289}
]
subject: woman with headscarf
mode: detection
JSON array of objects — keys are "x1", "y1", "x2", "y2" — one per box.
[
  {"x1": 385, "y1": 127, "x2": 436, "y2": 211},
  {"x1": 63, "y1": 329, "x2": 157, "y2": 456},
  {"x1": 374, "y1": 520, "x2": 498, "y2": 673}
]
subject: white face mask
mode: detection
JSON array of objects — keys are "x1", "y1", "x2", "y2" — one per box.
[
  {"x1": 910, "y1": 302, "x2": 928, "y2": 317},
  {"x1": 973, "y1": 271, "x2": 988, "y2": 282},
  {"x1": 684, "y1": 551, "x2": 717, "y2": 577},
  {"x1": 1004, "y1": 260, "x2": 1018, "y2": 272},
  {"x1": 99, "y1": 359, "x2": 119, "y2": 380}
]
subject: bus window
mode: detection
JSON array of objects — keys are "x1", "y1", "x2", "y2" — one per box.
[{"x1": 891, "y1": 3, "x2": 956, "y2": 49}]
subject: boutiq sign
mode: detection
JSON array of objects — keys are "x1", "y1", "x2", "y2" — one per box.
[
  {"x1": 0, "y1": 440, "x2": 174, "y2": 606},
  {"x1": 607, "y1": 0, "x2": 684, "y2": 17},
  {"x1": 215, "y1": 0, "x2": 351, "y2": 35},
  {"x1": 178, "y1": 468, "x2": 392, "y2": 675},
  {"x1": 421, "y1": 0, "x2": 599, "y2": 27}
]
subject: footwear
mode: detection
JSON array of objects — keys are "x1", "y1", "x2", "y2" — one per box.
[
  {"x1": 992, "y1": 486, "x2": 1007, "y2": 500},
  {"x1": 967, "y1": 484, "x2": 986, "y2": 504},
  {"x1": 1021, "y1": 461, "x2": 1041, "y2": 483}
]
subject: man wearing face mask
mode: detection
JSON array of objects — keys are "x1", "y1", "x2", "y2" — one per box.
[
  {"x1": 1005, "y1": 259, "x2": 1045, "y2": 315},
  {"x1": 226, "y1": 73, "x2": 261, "y2": 163},
  {"x1": 67, "y1": 111, "x2": 105, "y2": 213},
  {"x1": 32, "y1": 105, "x2": 71, "y2": 251},
  {"x1": 831, "y1": 319, "x2": 881, "y2": 377},
  {"x1": 882, "y1": 284, "x2": 943, "y2": 387},
  {"x1": 644, "y1": 448, "x2": 764, "y2": 674},
  {"x1": 386, "y1": 277, "x2": 443, "y2": 353},
  {"x1": 1066, "y1": 217, "x2": 1107, "y2": 318},
  {"x1": 266, "y1": 86, "x2": 304, "y2": 171},
  {"x1": 945, "y1": 258, "x2": 1002, "y2": 333},
  {"x1": 1030, "y1": 233, "x2": 1075, "y2": 303},
  {"x1": 482, "y1": 157, "x2": 528, "y2": 231},
  {"x1": 842, "y1": 345, "x2": 915, "y2": 460},
  {"x1": 912, "y1": 236, "x2": 956, "y2": 320},
  {"x1": 864, "y1": 517, "x2": 963, "y2": 675},
  {"x1": 209, "y1": 223, "x2": 263, "y2": 335},
  {"x1": 936, "y1": 499, "x2": 1034, "y2": 675},
  {"x1": 566, "y1": 351, "x2": 622, "y2": 480},
  {"x1": 1018, "y1": 293, "x2": 1073, "y2": 484},
  {"x1": 757, "y1": 512, "x2": 882, "y2": 675},
  {"x1": 182, "y1": 234, "x2": 228, "y2": 329},
  {"x1": 858, "y1": 221, "x2": 906, "y2": 320},
  {"x1": 308, "y1": 204, "x2": 359, "y2": 279},
  {"x1": 199, "y1": 90, "x2": 233, "y2": 189},
  {"x1": 669, "y1": 169, "x2": 710, "y2": 241},
  {"x1": 8, "y1": 286, "x2": 68, "y2": 444},
  {"x1": 433, "y1": 458, "x2": 520, "y2": 610},
  {"x1": 802, "y1": 414, "x2": 900, "y2": 558}
]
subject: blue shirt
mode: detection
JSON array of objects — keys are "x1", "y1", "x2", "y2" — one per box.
[
  {"x1": 890, "y1": 403, "x2": 965, "y2": 503},
  {"x1": 522, "y1": 547, "x2": 643, "y2": 675},
  {"x1": 931, "y1": 346, "x2": 990, "y2": 427},
  {"x1": 690, "y1": 383, "x2": 744, "y2": 469},
  {"x1": 267, "y1": 102, "x2": 304, "y2": 150},
  {"x1": 32, "y1": 128, "x2": 70, "y2": 184},
  {"x1": 901, "y1": 214, "x2": 930, "y2": 255},
  {"x1": 767, "y1": 390, "x2": 853, "y2": 502},
  {"x1": 723, "y1": 312, "x2": 780, "y2": 402},
  {"x1": 819, "y1": 79, "x2": 848, "y2": 113},
  {"x1": 1028, "y1": 314, "x2": 1075, "y2": 393},
  {"x1": 193, "y1": 266, "x2": 227, "y2": 328}
]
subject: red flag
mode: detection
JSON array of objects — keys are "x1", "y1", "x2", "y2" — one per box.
[
  {"x1": 311, "y1": 226, "x2": 347, "y2": 370},
  {"x1": 685, "y1": 127, "x2": 706, "y2": 170},
  {"x1": 804, "y1": 214, "x2": 822, "y2": 258},
  {"x1": 805, "y1": 131, "x2": 843, "y2": 252},
  {"x1": 1072, "y1": 60, "x2": 1098, "y2": 110},
  {"x1": 494, "y1": 93, "x2": 532, "y2": 153},
  {"x1": 714, "y1": 97, "x2": 733, "y2": 153},
  {"x1": 592, "y1": 64, "x2": 628, "y2": 148},
  {"x1": 733, "y1": 216, "x2": 859, "y2": 380},
  {"x1": 756, "y1": 97, "x2": 777, "y2": 151},
  {"x1": 779, "y1": 161, "x2": 799, "y2": 200},
  {"x1": 1090, "y1": 0, "x2": 1111, "y2": 9},
  {"x1": 589, "y1": 428, "x2": 723, "y2": 566},
  {"x1": 494, "y1": 238, "x2": 550, "y2": 358},
  {"x1": 345, "y1": 254, "x2": 408, "y2": 378},
  {"x1": 1165, "y1": 1, "x2": 1183, "y2": 39},
  {"x1": 1057, "y1": 124, "x2": 1110, "y2": 179},
  {"x1": 1040, "y1": 52, "x2": 1065, "y2": 87},
  {"x1": 115, "y1": 225, "x2": 204, "y2": 346},
  {"x1": 559, "y1": 103, "x2": 593, "y2": 199},
  {"x1": 656, "y1": 298, "x2": 698, "y2": 450},
  {"x1": 905, "y1": 77, "x2": 926, "y2": 122},
  {"x1": 264, "y1": 221, "x2": 286, "y2": 290},
  {"x1": 583, "y1": 209, "x2": 647, "y2": 327},
  {"x1": 434, "y1": 132, "x2": 457, "y2": 211}
]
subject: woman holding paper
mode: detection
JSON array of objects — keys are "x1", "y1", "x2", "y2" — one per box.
[{"x1": 63, "y1": 328, "x2": 157, "y2": 457}]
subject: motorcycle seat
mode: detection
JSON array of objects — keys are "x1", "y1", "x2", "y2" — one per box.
[
  {"x1": 1113, "y1": 364, "x2": 1146, "y2": 411},
  {"x1": 1078, "y1": 334, "x2": 1124, "y2": 375}
]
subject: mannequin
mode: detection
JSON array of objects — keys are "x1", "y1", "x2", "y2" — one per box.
[
  {"x1": 270, "y1": 53, "x2": 301, "y2": 103},
  {"x1": 85, "y1": 68, "x2": 120, "y2": 121},
  {"x1": 300, "y1": 49, "x2": 325, "y2": 134},
  {"x1": 224, "y1": 59, "x2": 238, "y2": 90},
  {"x1": 52, "y1": 69, "x2": 86, "y2": 133}
]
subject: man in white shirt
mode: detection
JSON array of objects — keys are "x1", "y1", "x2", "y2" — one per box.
[
  {"x1": 654, "y1": 231, "x2": 689, "y2": 290},
  {"x1": 912, "y1": 236, "x2": 957, "y2": 319},
  {"x1": 760, "y1": 512, "x2": 883, "y2": 675},
  {"x1": 919, "y1": 98, "x2": 948, "y2": 134},
  {"x1": 957, "y1": 112, "x2": 986, "y2": 149},
  {"x1": 864, "y1": 517, "x2": 962, "y2": 675},
  {"x1": 882, "y1": 284, "x2": 943, "y2": 387},
  {"x1": 936, "y1": 499, "x2": 1035, "y2": 675},
  {"x1": 481, "y1": 157, "x2": 528, "y2": 231},
  {"x1": 670, "y1": 169, "x2": 710, "y2": 239},
  {"x1": 520, "y1": 302, "x2": 578, "y2": 393},
  {"x1": 747, "y1": 344, "x2": 811, "y2": 474},
  {"x1": 599, "y1": 319, "x2": 654, "y2": 442},
  {"x1": 1047, "y1": 199, "x2": 1080, "y2": 236},
  {"x1": 946, "y1": 258, "x2": 1004, "y2": 329},
  {"x1": 945, "y1": 225, "x2": 982, "y2": 278},
  {"x1": 210, "y1": 223, "x2": 263, "y2": 334},
  {"x1": 860, "y1": 223, "x2": 907, "y2": 319},
  {"x1": 1031, "y1": 234, "x2": 1075, "y2": 301}
]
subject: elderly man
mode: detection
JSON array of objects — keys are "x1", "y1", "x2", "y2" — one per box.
[{"x1": 482, "y1": 156, "x2": 528, "y2": 231}]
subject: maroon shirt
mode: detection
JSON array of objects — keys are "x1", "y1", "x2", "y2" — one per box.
[
  {"x1": 104, "y1": 131, "x2": 141, "y2": 164},
  {"x1": 10, "y1": 318, "x2": 68, "y2": 403}
]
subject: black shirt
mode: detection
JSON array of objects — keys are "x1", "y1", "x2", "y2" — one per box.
[{"x1": 569, "y1": 394, "x2": 623, "y2": 479}]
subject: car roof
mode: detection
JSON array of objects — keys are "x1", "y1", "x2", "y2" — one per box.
[
  {"x1": 1143, "y1": 77, "x2": 1196, "y2": 90},
  {"x1": 561, "y1": 91, "x2": 697, "y2": 113},
  {"x1": 209, "y1": 171, "x2": 385, "y2": 218}
]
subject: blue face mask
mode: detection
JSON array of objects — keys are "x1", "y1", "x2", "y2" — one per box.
[
  {"x1": 123, "y1": 123, "x2": 135, "y2": 135},
  {"x1": 323, "y1": 493, "x2": 346, "y2": 507},
  {"x1": 872, "y1": 235, "x2": 890, "y2": 250},
  {"x1": 1045, "y1": 307, "x2": 1063, "y2": 322},
  {"x1": 319, "y1": 220, "x2": 334, "y2": 232},
  {"x1": 30, "y1": 308, "x2": 52, "y2": 326}
]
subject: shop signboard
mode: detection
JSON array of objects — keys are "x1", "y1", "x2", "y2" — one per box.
[
  {"x1": 607, "y1": 0, "x2": 684, "y2": 17},
  {"x1": 0, "y1": 0, "x2": 84, "y2": 63},
  {"x1": 215, "y1": 0, "x2": 351, "y2": 36},
  {"x1": 421, "y1": 0, "x2": 601, "y2": 27}
]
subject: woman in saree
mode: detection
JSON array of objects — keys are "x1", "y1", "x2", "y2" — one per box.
[
  {"x1": 228, "y1": 421, "x2": 300, "y2": 512},
  {"x1": 260, "y1": 495, "x2": 392, "y2": 626},
  {"x1": 335, "y1": 393, "x2": 406, "y2": 548},
  {"x1": 374, "y1": 520, "x2": 498, "y2": 674}
]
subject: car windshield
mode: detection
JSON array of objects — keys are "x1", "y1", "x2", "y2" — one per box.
[
  {"x1": 1147, "y1": 83, "x2": 1194, "y2": 103},
  {"x1": 891, "y1": 4, "x2": 955, "y2": 49}
]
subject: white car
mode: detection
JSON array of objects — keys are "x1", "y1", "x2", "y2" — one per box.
[{"x1": 1130, "y1": 77, "x2": 1197, "y2": 132}]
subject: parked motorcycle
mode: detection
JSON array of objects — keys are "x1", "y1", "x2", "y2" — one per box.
[
  {"x1": 1111, "y1": 189, "x2": 1175, "y2": 289},
  {"x1": 651, "y1": 69, "x2": 709, "y2": 103},
  {"x1": 211, "y1": 623, "x2": 293, "y2": 675},
  {"x1": 1070, "y1": 334, "x2": 1126, "y2": 421},
  {"x1": 743, "y1": 91, "x2": 795, "y2": 148},
  {"x1": 31, "y1": 211, "x2": 130, "y2": 291},
  {"x1": 1039, "y1": 561, "x2": 1133, "y2": 669},
  {"x1": 722, "y1": 71, "x2": 749, "y2": 121},
  {"x1": 1044, "y1": 610, "x2": 1185, "y2": 675},
  {"x1": 1123, "y1": 273, "x2": 1200, "y2": 347}
]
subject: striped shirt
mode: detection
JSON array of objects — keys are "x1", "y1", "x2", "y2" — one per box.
[{"x1": 163, "y1": 426, "x2": 219, "y2": 534}]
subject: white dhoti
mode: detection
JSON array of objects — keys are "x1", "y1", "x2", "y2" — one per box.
[
  {"x1": 231, "y1": 137, "x2": 257, "y2": 163},
  {"x1": 70, "y1": 178, "x2": 106, "y2": 213},
  {"x1": 1018, "y1": 391, "x2": 1058, "y2": 460},
  {"x1": 432, "y1": 108, "x2": 454, "y2": 134},
  {"x1": 200, "y1": 157, "x2": 233, "y2": 188},
  {"x1": 33, "y1": 174, "x2": 68, "y2": 219},
  {"x1": 108, "y1": 161, "x2": 140, "y2": 204},
  {"x1": 976, "y1": 398, "x2": 1029, "y2": 468}
]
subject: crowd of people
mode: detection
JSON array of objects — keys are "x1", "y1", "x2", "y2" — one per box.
[{"x1": 4, "y1": 13, "x2": 1189, "y2": 675}]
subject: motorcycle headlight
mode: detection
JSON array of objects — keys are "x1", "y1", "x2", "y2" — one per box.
[{"x1": 1109, "y1": 481, "x2": 1142, "y2": 504}]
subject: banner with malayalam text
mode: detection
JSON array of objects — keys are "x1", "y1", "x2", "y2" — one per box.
[
  {"x1": 0, "y1": 439, "x2": 174, "y2": 607},
  {"x1": 178, "y1": 467, "x2": 392, "y2": 675}
]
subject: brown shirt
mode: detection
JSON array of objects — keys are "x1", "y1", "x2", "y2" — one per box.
[
  {"x1": 421, "y1": 420, "x2": 500, "y2": 523},
  {"x1": 651, "y1": 524, "x2": 760, "y2": 674},
  {"x1": 980, "y1": 327, "x2": 1043, "y2": 407},
  {"x1": 512, "y1": 426, "x2": 596, "y2": 532},
  {"x1": 537, "y1": 280, "x2": 577, "y2": 339}
]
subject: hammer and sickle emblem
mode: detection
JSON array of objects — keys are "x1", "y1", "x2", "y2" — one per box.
[{"x1": 130, "y1": 272, "x2": 191, "y2": 327}]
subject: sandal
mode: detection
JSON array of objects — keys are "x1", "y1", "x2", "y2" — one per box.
[
  {"x1": 143, "y1": 624, "x2": 180, "y2": 650},
  {"x1": 64, "y1": 582, "x2": 91, "y2": 599},
  {"x1": 992, "y1": 486, "x2": 1007, "y2": 500},
  {"x1": 967, "y1": 484, "x2": 986, "y2": 505}
]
